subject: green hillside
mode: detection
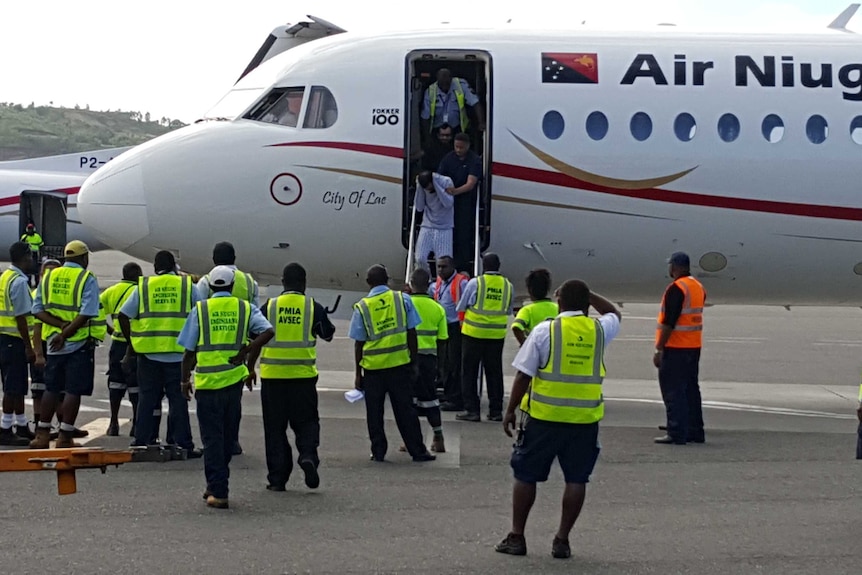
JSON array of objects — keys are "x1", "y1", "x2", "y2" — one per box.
[{"x1": 0, "y1": 103, "x2": 185, "y2": 160}]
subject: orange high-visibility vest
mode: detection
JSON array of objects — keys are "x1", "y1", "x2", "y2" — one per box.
[{"x1": 656, "y1": 275, "x2": 705, "y2": 349}]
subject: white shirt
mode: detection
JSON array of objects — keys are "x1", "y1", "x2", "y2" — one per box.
[{"x1": 512, "y1": 311, "x2": 620, "y2": 377}]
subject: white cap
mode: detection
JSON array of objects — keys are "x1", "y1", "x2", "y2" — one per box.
[{"x1": 209, "y1": 265, "x2": 235, "y2": 287}]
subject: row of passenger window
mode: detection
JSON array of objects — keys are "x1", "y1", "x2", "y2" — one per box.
[{"x1": 542, "y1": 110, "x2": 862, "y2": 145}]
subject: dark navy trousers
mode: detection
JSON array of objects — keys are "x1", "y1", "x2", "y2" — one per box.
[{"x1": 658, "y1": 348, "x2": 704, "y2": 442}]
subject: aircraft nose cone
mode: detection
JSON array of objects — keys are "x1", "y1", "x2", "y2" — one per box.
[{"x1": 78, "y1": 158, "x2": 150, "y2": 251}]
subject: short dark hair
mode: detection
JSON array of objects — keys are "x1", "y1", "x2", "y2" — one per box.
[
  {"x1": 417, "y1": 171, "x2": 433, "y2": 189},
  {"x1": 122, "y1": 262, "x2": 143, "y2": 281},
  {"x1": 9, "y1": 241, "x2": 30, "y2": 263},
  {"x1": 410, "y1": 267, "x2": 430, "y2": 290},
  {"x1": 212, "y1": 241, "x2": 236, "y2": 265},
  {"x1": 153, "y1": 250, "x2": 176, "y2": 273},
  {"x1": 454, "y1": 132, "x2": 470, "y2": 145},
  {"x1": 526, "y1": 268, "x2": 551, "y2": 300},
  {"x1": 482, "y1": 252, "x2": 501, "y2": 272},
  {"x1": 366, "y1": 264, "x2": 388, "y2": 287},
  {"x1": 557, "y1": 279, "x2": 590, "y2": 312},
  {"x1": 282, "y1": 262, "x2": 306, "y2": 285}
]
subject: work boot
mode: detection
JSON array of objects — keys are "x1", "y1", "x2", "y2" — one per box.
[
  {"x1": 55, "y1": 430, "x2": 81, "y2": 448},
  {"x1": 107, "y1": 422, "x2": 119, "y2": 436},
  {"x1": 29, "y1": 427, "x2": 52, "y2": 449},
  {"x1": 430, "y1": 436, "x2": 446, "y2": 453},
  {"x1": 72, "y1": 428, "x2": 89, "y2": 439},
  {"x1": 0, "y1": 428, "x2": 30, "y2": 446},
  {"x1": 205, "y1": 495, "x2": 229, "y2": 509},
  {"x1": 15, "y1": 424, "x2": 36, "y2": 440}
]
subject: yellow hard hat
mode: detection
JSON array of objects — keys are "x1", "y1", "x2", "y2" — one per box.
[{"x1": 64, "y1": 240, "x2": 90, "y2": 257}]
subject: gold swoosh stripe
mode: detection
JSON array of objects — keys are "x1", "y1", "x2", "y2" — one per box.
[
  {"x1": 495, "y1": 195, "x2": 677, "y2": 221},
  {"x1": 510, "y1": 131, "x2": 696, "y2": 190},
  {"x1": 297, "y1": 165, "x2": 401, "y2": 185}
]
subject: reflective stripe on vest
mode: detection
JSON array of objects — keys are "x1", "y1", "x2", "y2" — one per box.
[
  {"x1": 412, "y1": 295, "x2": 446, "y2": 355},
  {"x1": 0, "y1": 269, "x2": 32, "y2": 338},
  {"x1": 206, "y1": 270, "x2": 255, "y2": 304},
  {"x1": 428, "y1": 79, "x2": 469, "y2": 133},
  {"x1": 656, "y1": 276, "x2": 705, "y2": 349},
  {"x1": 355, "y1": 290, "x2": 410, "y2": 370},
  {"x1": 462, "y1": 275, "x2": 512, "y2": 340},
  {"x1": 521, "y1": 316, "x2": 606, "y2": 424},
  {"x1": 194, "y1": 297, "x2": 250, "y2": 390},
  {"x1": 41, "y1": 266, "x2": 91, "y2": 342},
  {"x1": 260, "y1": 293, "x2": 317, "y2": 379},
  {"x1": 130, "y1": 275, "x2": 193, "y2": 354},
  {"x1": 89, "y1": 302, "x2": 107, "y2": 341},
  {"x1": 101, "y1": 281, "x2": 136, "y2": 342}
]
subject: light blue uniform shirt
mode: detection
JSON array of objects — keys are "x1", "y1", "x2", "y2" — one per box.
[
  {"x1": 32, "y1": 262, "x2": 100, "y2": 355},
  {"x1": 456, "y1": 272, "x2": 514, "y2": 315},
  {"x1": 7, "y1": 265, "x2": 33, "y2": 318},
  {"x1": 348, "y1": 286, "x2": 422, "y2": 342},
  {"x1": 429, "y1": 274, "x2": 468, "y2": 324},
  {"x1": 119, "y1": 272, "x2": 201, "y2": 363},
  {"x1": 415, "y1": 173, "x2": 455, "y2": 229},
  {"x1": 421, "y1": 78, "x2": 480, "y2": 128},
  {"x1": 177, "y1": 291, "x2": 272, "y2": 352},
  {"x1": 196, "y1": 266, "x2": 260, "y2": 307}
]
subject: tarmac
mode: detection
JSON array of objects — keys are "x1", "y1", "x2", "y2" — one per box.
[{"x1": 1, "y1": 251, "x2": 859, "y2": 574}]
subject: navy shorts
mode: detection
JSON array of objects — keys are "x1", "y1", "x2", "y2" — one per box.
[
  {"x1": 107, "y1": 340, "x2": 137, "y2": 391},
  {"x1": 511, "y1": 418, "x2": 601, "y2": 484},
  {"x1": 30, "y1": 342, "x2": 48, "y2": 398},
  {"x1": 45, "y1": 345, "x2": 95, "y2": 397},
  {"x1": 0, "y1": 334, "x2": 29, "y2": 395}
]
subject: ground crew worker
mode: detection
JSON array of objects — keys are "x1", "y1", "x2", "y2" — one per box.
[
  {"x1": 178, "y1": 266, "x2": 273, "y2": 509},
  {"x1": 29, "y1": 240, "x2": 99, "y2": 449},
  {"x1": 433, "y1": 255, "x2": 469, "y2": 412},
  {"x1": 654, "y1": 252, "x2": 706, "y2": 445},
  {"x1": 495, "y1": 279, "x2": 620, "y2": 559},
  {"x1": 406, "y1": 268, "x2": 448, "y2": 453},
  {"x1": 250, "y1": 263, "x2": 335, "y2": 492},
  {"x1": 456, "y1": 252, "x2": 513, "y2": 422},
  {"x1": 20, "y1": 223, "x2": 43, "y2": 266},
  {"x1": 119, "y1": 250, "x2": 201, "y2": 457},
  {"x1": 512, "y1": 269, "x2": 558, "y2": 347},
  {"x1": 196, "y1": 241, "x2": 259, "y2": 456},
  {"x1": 30, "y1": 258, "x2": 60, "y2": 436},
  {"x1": 421, "y1": 68, "x2": 485, "y2": 136},
  {"x1": 100, "y1": 262, "x2": 143, "y2": 436},
  {"x1": 349, "y1": 264, "x2": 436, "y2": 462},
  {"x1": 856, "y1": 381, "x2": 861, "y2": 459},
  {"x1": 0, "y1": 242, "x2": 36, "y2": 446}
]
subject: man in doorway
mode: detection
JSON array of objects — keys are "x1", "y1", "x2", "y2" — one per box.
[
  {"x1": 422, "y1": 124, "x2": 454, "y2": 172},
  {"x1": 438, "y1": 133, "x2": 482, "y2": 272},
  {"x1": 421, "y1": 68, "x2": 485, "y2": 136}
]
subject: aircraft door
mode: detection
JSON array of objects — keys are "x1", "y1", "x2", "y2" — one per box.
[{"x1": 19, "y1": 191, "x2": 67, "y2": 259}]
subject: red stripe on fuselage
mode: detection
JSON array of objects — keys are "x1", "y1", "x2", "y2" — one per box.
[
  {"x1": 267, "y1": 141, "x2": 862, "y2": 221},
  {"x1": 0, "y1": 186, "x2": 80, "y2": 208}
]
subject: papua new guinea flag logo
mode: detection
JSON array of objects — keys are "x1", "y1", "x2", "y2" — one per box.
[{"x1": 542, "y1": 53, "x2": 599, "y2": 83}]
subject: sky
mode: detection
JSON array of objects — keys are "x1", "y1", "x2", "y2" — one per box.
[{"x1": 0, "y1": 0, "x2": 857, "y2": 123}]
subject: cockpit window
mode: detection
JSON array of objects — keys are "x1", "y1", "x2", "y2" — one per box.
[
  {"x1": 303, "y1": 86, "x2": 338, "y2": 129},
  {"x1": 202, "y1": 88, "x2": 266, "y2": 121},
  {"x1": 244, "y1": 87, "x2": 305, "y2": 127}
]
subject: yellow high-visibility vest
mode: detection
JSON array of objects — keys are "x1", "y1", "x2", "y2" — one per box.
[
  {"x1": 462, "y1": 274, "x2": 512, "y2": 340},
  {"x1": 100, "y1": 280, "x2": 137, "y2": 343},
  {"x1": 355, "y1": 290, "x2": 410, "y2": 371},
  {"x1": 0, "y1": 269, "x2": 32, "y2": 339},
  {"x1": 260, "y1": 293, "x2": 317, "y2": 379},
  {"x1": 130, "y1": 274, "x2": 193, "y2": 354},
  {"x1": 411, "y1": 294, "x2": 447, "y2": 355},
  {"x1": 521, "y1": 315, "x2": 606, "y2": 424},
  {"x1": 428, "y1": 79, "x2": 469, "y2": 133},
  {"x1": 193, "y1": 297, "x2": 250, "y2": 390},
  {"x1": 40, "y1": 266, "x2": 92, "y2": 342}
]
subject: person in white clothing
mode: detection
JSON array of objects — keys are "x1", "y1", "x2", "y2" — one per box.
[{"x1": 414, "y1": 171, "x2": 454, "y2": 271}]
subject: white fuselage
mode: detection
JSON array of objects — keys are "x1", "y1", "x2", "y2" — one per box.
[{"x1": 78, "y1": 28, "x2": 862, "y2": 305}]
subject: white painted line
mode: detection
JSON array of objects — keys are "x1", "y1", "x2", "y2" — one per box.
[
  {"x1": 605, "y1": 397, "x2": 854, "y2": 420},
  {"x1": 24, "y1": 399, "x2": 106, "y2": 413},
  {"x1": 76, "y1": 417, "x2": 128, "y2": 445}
]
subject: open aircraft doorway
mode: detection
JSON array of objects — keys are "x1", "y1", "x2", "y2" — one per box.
[
  {"x1": 402, "y1": 50, "x2": 492, "y2": 275},
  {"x1": 19, "y1": 191, "x2": 67, "y2": 260}
]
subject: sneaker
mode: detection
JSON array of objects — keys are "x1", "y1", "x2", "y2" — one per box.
[
  {"x1": 299, "y1": 458, "x2": 320, "y2": 489},
  {"x1": 369, "y1": 453, "x2": 385, "y2": 462},
  {"x1": 15, "y1": 424, "x2": 35, "y2": 440},
  {"x1": 205, "y1": 495, "x2": 229, "y2": 509},
  {"x1": 494, "y1": 533, "x2": 527, "y2": 556},
  {"x1": 0, "y1": 428, "x2": 30, "y2": 446},
  {"x1": 455, "y1": 412, "x2": 480, "y2": 422},
  {"x1": 551, "y1": 537, "x2": 571, "y2": 559}
]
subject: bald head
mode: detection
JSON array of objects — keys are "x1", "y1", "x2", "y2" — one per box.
[
  {"x1": 482, "y1": 252, "x2": 501, "y2": 272},
  {"x1": 366, "y1": 265, "x2": 389, "y2": 287}
]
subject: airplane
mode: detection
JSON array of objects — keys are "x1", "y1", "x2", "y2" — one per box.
[
  {"x1": 0, "y1": 147, "x2": 131, "y2": 260},
  {"x1": 77, "y1": 7, "x2": 862, "y2": 308}
]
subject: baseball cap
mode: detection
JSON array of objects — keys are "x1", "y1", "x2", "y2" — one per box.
[
  {"x1": 26, "y1": 223, "x2": 34, "y2": 230},
  {"x1": 64, "y1": 240, "x2": 90, "y2": 257},
  {"x1": 209, "y1": 265, "x2": 235, "y2": 287},
  {"x1": 667, "y1": 252, "x2": 690, "y2": 267}
]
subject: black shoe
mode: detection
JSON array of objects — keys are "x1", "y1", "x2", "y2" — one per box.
[
  {"x1": 495, "y1": 533, "x2": 527, "y2": 556},
  {"x1": 688, "y1": 435, "x2": 706, "y2": 444},
  {"x1": 551, "y1": 537, "x2": 571, "y2": 559},
  {"x1": 369, "y1": 453, "x2": 385, "y2": 462},
  {"x1": 0, "y1": 428, "x2": 30, "y2": 446},
  {"x1": 186, "y1": 448, "x2": 203, "y2": 459},
  {"x1": 487, "y1": 413, "x2": 503, "y2": 422},
  {"x1": 266, "y1": 484, "x2": 286, "y2": 492},
  {"x1": 654, "y1": 435, "x2": 686, "y2": 445},
  {"x1": 658, "y1": 425, "x2": 668, "y2": 431},
  {"x1": 299, "y1": 459, "x2": 320, "y2": 489},
  {"x1": 15, "y1": 425, "x2": 35, "y2": 440},
  {"x1": 107, "y1": 422, "x2": 119, "y2": 436},
  {"x1": 455, "y1": 412, "x2": 480, "y2": 422},
  {"x1": 232, "y1": 441, "x2": 243, "y2": 455},
  {"x1": 72, "y1": 428, "x2": 89, "y2": 439},
  {"x1": 412, "y1": 452, "x2": 436, "y2": 462},
  {"x1": 440, "y1": 402, "x2": 464, "y2": 412}
]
